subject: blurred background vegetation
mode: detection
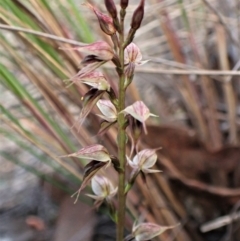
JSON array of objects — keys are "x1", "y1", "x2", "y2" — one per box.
[{"x1": 0, "y1": 0, "x2": 240, "y2": 241}]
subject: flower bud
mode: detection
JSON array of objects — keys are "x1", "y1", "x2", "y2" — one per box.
[
  {"x1": 130, "y1": 0, "x2": 145, "y2": 30},
  {"x1": 84, "y1": 3, "x2": 116, "y2": 35},
  {"x1": 120, "y1": 0, "x2": 129, "y2": 9},
  {"x1": 104, "y1": 0, "x2": 117, "y2": 19}
]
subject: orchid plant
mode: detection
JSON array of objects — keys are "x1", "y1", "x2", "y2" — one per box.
[{"x1": 61, "y1": 1, "x2": 177, "y2": 240}]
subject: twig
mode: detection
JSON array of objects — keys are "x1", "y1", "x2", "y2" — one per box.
[
  {"x1": 220, "y1": 200, "x2": 240, "y2": 241},
  {"x1": 0, "y1": 24, "x2": 86, "y2": 46},
  {"x1": 226, "y1": 59, "x2": 240, "y2": 82},
  {"x1": 135, "y1": 67, "x2": 240, "y2": 76},
  {"x1": 201, "y1": 201, "x2": 240, "y2": 235},
  {"x1": 200, "y1": 211, "x2": 240, "y2": 233},
  {"x1": 105, "y1": 65, "x2": 240, "y2": 76},
  {"x1": 147, "y1": 57, "x2": 199, "y2": 70}
]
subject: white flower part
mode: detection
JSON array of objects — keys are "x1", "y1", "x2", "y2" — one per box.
[
  {"x1": 133, "y1": 222, "x2": 178, "y2": 241},
  {"x1": 87, "y1": 175, "x2": 118, "y2": 201},
  {"x1": 97, "y1": 100, "x2": 117, "y2": 122},
  {"x1": 124, "y1": 43, "x2": 149, "y2": 65},
  {"x1": 128, "y1": 149, "x2": 161, "y2": 173},
  {"x1": 122, "y1": 101, "x2": 158, "y2": 133}
]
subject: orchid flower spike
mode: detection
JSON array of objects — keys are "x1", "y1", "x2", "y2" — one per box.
[{"x1": 122, "y1": 101, "x2": 158, "y2": 134}]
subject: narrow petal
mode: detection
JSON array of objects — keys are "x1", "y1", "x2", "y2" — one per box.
[
  {"x1": 85, "y1": 194, "x2": 104, "y2": 200},
  {"x1": 127, "y1": 156, "x2": 137, "y2": 169},
  {"x1": 78, "y1": 89, "x2": 105, "y2": 126},
  {"x1": 97, "y1": 120, "x2": 116, "y2": 135},
  {"x1": 71, "y1": 61, "x2": 107, "y2": 82},
  {"x1": 142, "y1": 169, "x2": 161, "y2": 174},
  {"x1": 137, "y1": 59, "x2": 149, "y2": 65}
]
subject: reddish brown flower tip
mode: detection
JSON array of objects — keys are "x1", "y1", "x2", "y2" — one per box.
[
  {"x1": 120, "y1": 0, "x2": 129, "y2": 9},
  {"x1": 84, "y1": 3, "x2": 116, "y2": 35},
  {"x1": 131, "y1": 0, "x2": 145, "y2": 30},
  {"x1": 104, "y1": 0, "x2": 117, "y2": 19}
]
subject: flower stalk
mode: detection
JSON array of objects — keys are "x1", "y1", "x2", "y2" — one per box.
[{"x1": 116, "y1": 6, "x2": 127, "y2": 241}]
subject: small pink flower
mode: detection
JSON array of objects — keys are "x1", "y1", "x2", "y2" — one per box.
[
  {"x1": 124, "y1": 43, "x2": 148, "y2": 78},
  {"x1": 124, "y1": 43, "x2": 143, "y2": 65},
  {"x1": 127, "y1": 149, "x2": 161, "y2": 174},
  {"x1": 122, "y1": 101, "x2": 157, "y2": 133}
]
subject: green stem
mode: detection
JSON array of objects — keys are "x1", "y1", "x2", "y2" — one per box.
[{"x1": 117, "y1": 9, "x2": 127, "y2": 241}]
